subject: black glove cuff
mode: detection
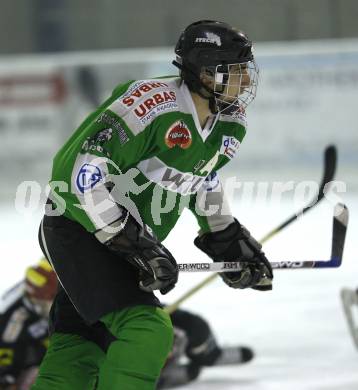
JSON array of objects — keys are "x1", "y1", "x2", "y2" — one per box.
[{"x1": 194, "y1": 220, "x2": 247, "y2": 261}]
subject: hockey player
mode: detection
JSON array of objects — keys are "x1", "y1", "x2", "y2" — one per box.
[
  {"x1": 157, "y1": 308, "x2": 254, "y2": 389},
  {"x1": 33, "y1": 20, "x2": 273, "y2": 390},
  {"x1": 0, "y1": 260, "x2": 57, "y2": 390}
]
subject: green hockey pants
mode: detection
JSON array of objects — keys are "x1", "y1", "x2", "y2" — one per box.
[{"x1": 31, "y1": 305, "x2": 173, "y2": 390}]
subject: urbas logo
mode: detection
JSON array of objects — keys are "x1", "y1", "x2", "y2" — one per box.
[
  {"x1": 121, "y1": 82, "x2": 169, "y2": 107},
  {"x1": 165, "y1": 120, "x2": 192, "y2": 149},
  {"x1": 76, "y1": 164, "x2": 103, "y2": 193},
  {"x1": 220, "y1": 136, "x2": 240, "y2": 159},
  {"x1": 134, "y1": 91, "x2": 176, "y2": 118}
]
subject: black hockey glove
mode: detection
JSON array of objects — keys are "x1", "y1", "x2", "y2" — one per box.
[
  {"x1": 105, "y1": 213, "x2": 178, "y2": 294},
  {"x1": 194, "y1": 220, "x2": 273, "y2": 291}
]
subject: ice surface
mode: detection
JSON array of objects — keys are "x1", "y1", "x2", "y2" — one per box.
[{"x1": 0, "y1": 193, "x2": 357, "y2": 389}]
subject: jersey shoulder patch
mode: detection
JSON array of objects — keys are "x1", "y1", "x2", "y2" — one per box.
[
  {"x1": 108, "y1": 77, "x2": 181, "y2": 134},
  {"x1": 219, "y1": 135, "x2": 241, "y2": 160}
]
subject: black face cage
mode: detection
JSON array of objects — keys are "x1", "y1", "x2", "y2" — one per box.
[{"x1": 207, "y1": 60, "x2": 259, "y2": 114}]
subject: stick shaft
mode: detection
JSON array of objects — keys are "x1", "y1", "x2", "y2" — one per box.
[{"x1": 177, "y1": 258, "x2": 341, "y2": 273}]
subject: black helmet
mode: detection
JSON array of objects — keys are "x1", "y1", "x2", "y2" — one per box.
[{"x1": 173, "y1": 20, "x2": 258, "y2": 114}]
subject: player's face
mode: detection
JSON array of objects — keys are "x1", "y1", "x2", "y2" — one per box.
[
  {"x1": 199, "y1": 61, "x2": 258, "y2": 113},
  {"x1": 219, "y1": 63, "x2": 251, "y2": 103}
]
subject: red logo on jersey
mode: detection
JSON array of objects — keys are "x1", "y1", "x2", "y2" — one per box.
[{"x1": 165, "y1": 120, "x2": 192, "y2": 149}]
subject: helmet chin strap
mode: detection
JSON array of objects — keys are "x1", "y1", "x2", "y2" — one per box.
[{"x1": 172, "y1": 60, "x2": 218, "y2": 114}]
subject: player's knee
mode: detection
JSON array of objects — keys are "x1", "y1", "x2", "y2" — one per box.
[{"x1": 102, "y1": 305, "x2": 174, "y2": 362}]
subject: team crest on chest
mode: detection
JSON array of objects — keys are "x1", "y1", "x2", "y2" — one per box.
[{"x1": 165, "y1": 120, "x2": 192, "y2": 149}]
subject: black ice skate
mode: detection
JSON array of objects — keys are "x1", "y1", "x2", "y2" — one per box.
[{"x1": 212, "y1": 346, "x2": 254, "y2": 366}]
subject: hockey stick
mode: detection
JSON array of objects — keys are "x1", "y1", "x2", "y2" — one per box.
[
  {"x1": 341, "y1": 288, "x2": 358, "y2": 350},
  {"x1": 177, "y1": 203, "x2": 348, "y2": 272},
  {"x1": 165, "y1": 145, "x2": 337, "y2": 314},
  {"x1": 259, "y1": 145, "x2": 337, "y2": 242}
]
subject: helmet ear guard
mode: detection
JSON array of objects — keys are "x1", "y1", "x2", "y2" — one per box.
[{"x1": 172, "y1": 58, "x2": 216, "y2": 100}]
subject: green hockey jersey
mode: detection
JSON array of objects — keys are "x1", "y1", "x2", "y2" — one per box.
[{"x1": 49, "y1": 76, "x2": 247, "y2": 242}]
